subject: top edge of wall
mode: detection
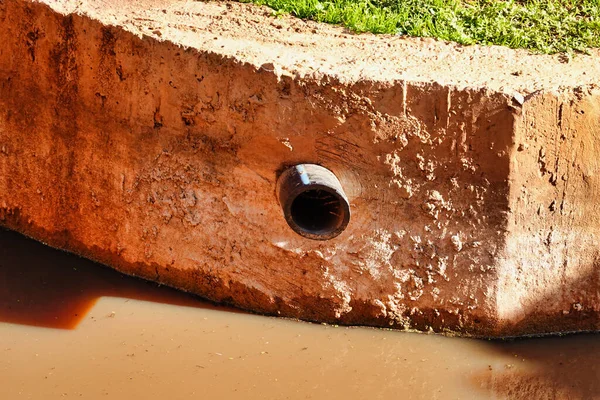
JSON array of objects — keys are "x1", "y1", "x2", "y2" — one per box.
[{"x1": 32, "y1": 0, "x2": 600, "y2": 96}]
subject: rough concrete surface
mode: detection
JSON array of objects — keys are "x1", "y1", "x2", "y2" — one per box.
[{"x1": 0, "y1": 0, "x2": 599, "y2": 337}]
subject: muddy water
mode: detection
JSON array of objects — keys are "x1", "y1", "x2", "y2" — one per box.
[{"x1": 0, "y1": 229, "x2": 599, "y2": 399}]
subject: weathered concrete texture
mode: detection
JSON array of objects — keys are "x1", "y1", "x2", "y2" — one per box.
[
  {"x1": 497, "y1": 90, "x2": 600, "y2": 336},
  {"x1": 0, "y1": 0, "x2": 599, "y2": 337}
]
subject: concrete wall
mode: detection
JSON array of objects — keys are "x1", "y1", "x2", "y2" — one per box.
[{"x1": 0, "y1": 0, "x2": 599, "y2": 336}]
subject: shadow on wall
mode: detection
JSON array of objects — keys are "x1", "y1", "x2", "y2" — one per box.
[{"x1": 0, "y1": 228, "x2": 239, "y2": 330}]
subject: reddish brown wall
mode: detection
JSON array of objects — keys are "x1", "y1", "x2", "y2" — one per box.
[{"x1": 1, "y1": 0, "x2": 599, "y2": 337}]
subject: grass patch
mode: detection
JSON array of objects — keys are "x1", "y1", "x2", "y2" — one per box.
[{"x1": 240, "y1": 0, "x2": 600, "y2": 53}]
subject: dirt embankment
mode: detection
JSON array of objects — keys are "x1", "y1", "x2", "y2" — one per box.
[{"x1": 0, "y1": 0, "x2": 599, "y2": 337}]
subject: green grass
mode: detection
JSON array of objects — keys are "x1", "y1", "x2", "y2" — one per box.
[{"x1": 240, "y1": 0, "x2": 600, "y2": 53}]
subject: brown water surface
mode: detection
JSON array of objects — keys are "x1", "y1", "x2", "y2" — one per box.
[{"x1": 0, "y1": 229, "x2": 599, "y2": 399}]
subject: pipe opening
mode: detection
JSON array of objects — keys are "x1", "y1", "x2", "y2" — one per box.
[
  {"x1": 277, "y1": 164, "x2": 350, "y2": 240},
  {"x1": 290, "y1": 188, "x2": 345, "y2": 234}
]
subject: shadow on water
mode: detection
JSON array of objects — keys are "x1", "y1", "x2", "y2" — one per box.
[
  {"x1": 479, "y1": 334, "x2": 600, "y2": 399},
  {"x1": 471, "y1": 262, "x2": 600, "y2": 399},
  {"x1": 0, "y1": 228, "x2": 238, "y2": 330}
]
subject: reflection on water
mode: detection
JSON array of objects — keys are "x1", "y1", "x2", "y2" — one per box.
[
  {"x1": 0, "y1": 228, "x2": 599, "y2": 399},
  {"x1": 0, "y1": 229, "x2": 231, "y2": 329}
]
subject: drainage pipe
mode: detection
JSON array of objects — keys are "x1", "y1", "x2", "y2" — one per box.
[{"x1": 276, "y1": 164, "x2": 350, "y2": 240}]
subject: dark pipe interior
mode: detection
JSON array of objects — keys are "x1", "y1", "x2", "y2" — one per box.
[
  {"x1": 277, "y1": 163, "x2": 350, "y2": 240},
  {"x1": 289, "y1": 188, "x2": 344, "y2": 235}
]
